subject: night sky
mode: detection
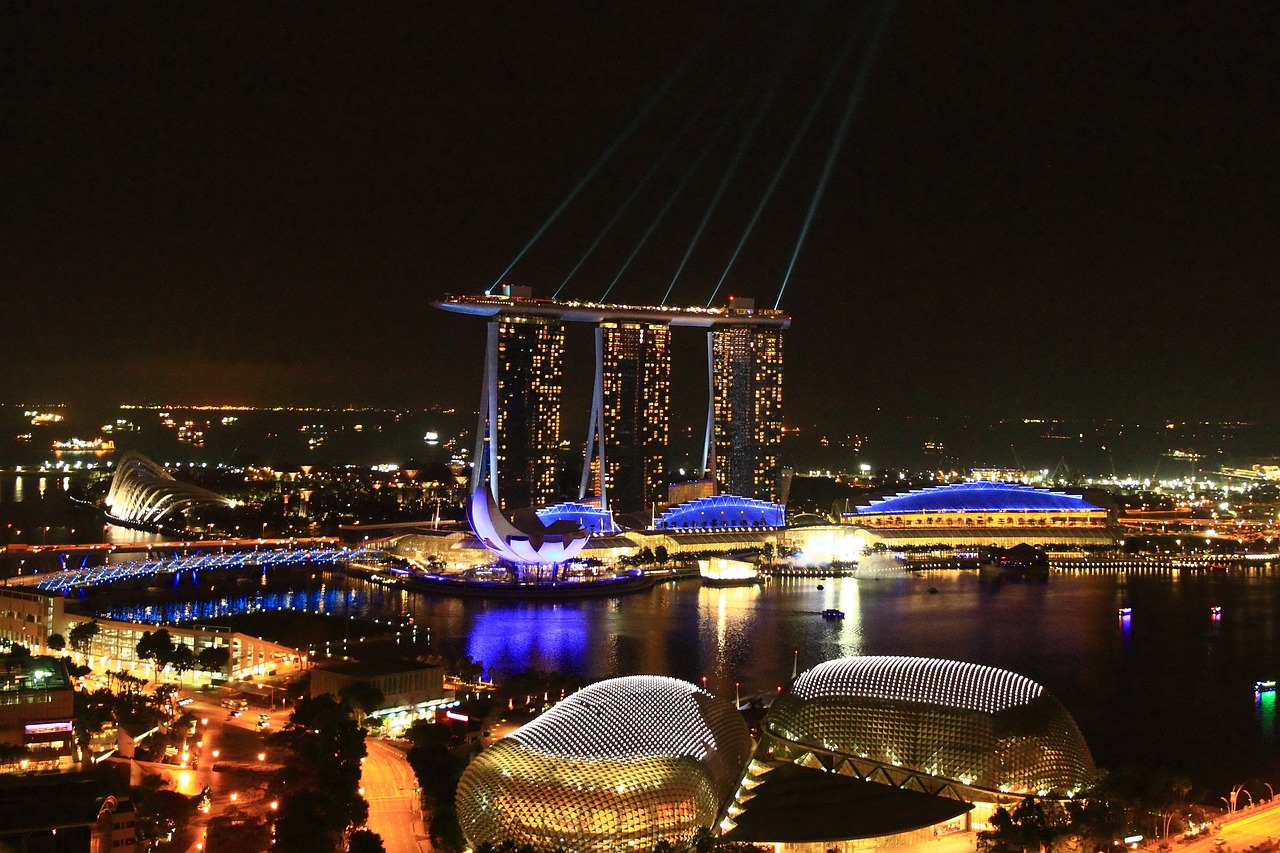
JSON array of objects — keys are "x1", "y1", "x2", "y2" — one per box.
[{"x1": 4, "y1": 2, "x2": 1278, "y2": 427}]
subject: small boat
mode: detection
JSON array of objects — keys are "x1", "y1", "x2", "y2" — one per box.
[
  {"x1": 1256, "y1": 680, "x2": 1276, "y2": 694},
  {"x1": 816, "y1": 584, "x2": 824, "y2": 590},
  {"x1": 1210, "y1": 606, "x2": 1222, "y2": 617},
  {"x1": 822, "y1": 608, "x2": 845, "y2": 620},
  {"x1": 1118, "y1": 606, "x2": 1132, "y2": 616}
]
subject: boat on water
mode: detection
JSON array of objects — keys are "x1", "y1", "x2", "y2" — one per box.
[
  {"x1": 1118, "y1": 606, "x2": 1132, "y2": 616},
  {"x1": 1256, "y1": 680, "x2": 1276, "y2": 694},
  {"x1": 51, "y1": 437, "x2": 116, "y2": 454},
  {"x1": 822, "y1": 608, "x2": 845, "y2": 620}
]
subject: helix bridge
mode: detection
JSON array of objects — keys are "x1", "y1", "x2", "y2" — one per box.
[{"x1": 33, "y1": 545, "x2": 384, "y2": 595}]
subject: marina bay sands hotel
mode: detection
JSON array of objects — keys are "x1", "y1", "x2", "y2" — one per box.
[{"x1": 436, "y1": 287, "x2": 790, "y2": 514}]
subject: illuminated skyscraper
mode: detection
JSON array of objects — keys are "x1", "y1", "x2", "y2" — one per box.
[
  {"x1": 598, "y1": 321, "x2": 671, "y2": 512},
  {"x1": 490, "y1": 316, "x2": 565, "y2": 510},
  {"x1": 708, "y1": 299, "x2": 784, "y2": 501}
]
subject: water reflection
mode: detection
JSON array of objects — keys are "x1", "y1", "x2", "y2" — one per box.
[
  {"x1": 75, "y1": 563, "x2": 1280, "y2": 793},
  {"x1": 467, "y1": 606, "x2": 589, "y2": 678}
]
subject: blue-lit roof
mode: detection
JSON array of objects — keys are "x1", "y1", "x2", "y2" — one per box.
[
  {"x1": 536, "y1": 502, "x2": 621, "y2": 534},
  {"x1": 653, "y1": 495, "x2": 786, "y2": 530},
  {"x1": 851, "y1": 483, "x2": 1104, "y2": 516}
]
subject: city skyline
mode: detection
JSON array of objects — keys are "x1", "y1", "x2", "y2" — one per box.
[{"x1": 3, "y1": 3, "x2": 1277, "y2": 423}]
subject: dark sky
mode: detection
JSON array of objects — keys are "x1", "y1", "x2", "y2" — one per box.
[{"x1": 3, "y1": 2, "x2": 1278, "y2": 427}]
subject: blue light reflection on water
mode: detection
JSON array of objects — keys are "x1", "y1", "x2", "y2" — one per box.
[
  {"x1": 99, "y1": 586, "x2": 365, "y2": 624},
  {"x1": 86, "y1": 560, "x2": 1280, "y2": 794},
  {"x1": 467, "y1": 606, "x2": 589, "y2": 680}
]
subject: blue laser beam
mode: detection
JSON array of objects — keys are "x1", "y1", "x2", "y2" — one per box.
[
  {"x1": 775, "y1": 0, "x2": 895, "y2": 310},
  {"x1": 554, "y1": 66, "x2": 731, "y2": 300},
  {"x1": 487, "y1": 16, "x2": 721, "y2": 293},
  {"x1": 708, "y1": 1, "x2": 868, "y2": 306},
  {"x1": 662, "y1": 5, "x2": 817, "y2": 306}
]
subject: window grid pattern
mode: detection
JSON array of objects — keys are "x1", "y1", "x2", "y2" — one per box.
[
  {"x1": 767, "y1": 657, "x2": 1095, "y2": 797},
  {"x1": 456, "y1": 676, "x2": 752, "y2": 853}
]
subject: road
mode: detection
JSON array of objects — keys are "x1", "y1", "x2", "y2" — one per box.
[
  {"x1": 176, "y1": 691, "x2": 289, "y2": 853},
  {"x1": 362, "y1": 736, "x2": 432, "y2": 853},
  {"x1": 1196, "y1": 800, "x2": 1280, "y2": 853}
]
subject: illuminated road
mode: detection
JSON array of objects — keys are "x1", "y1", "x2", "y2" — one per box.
[
  {"x1": 362, "y1": 737, "x2": 432, "y2": 853},
  {"x1": 1199, "y1": 800, "x2": 1280, "y2": 852}
]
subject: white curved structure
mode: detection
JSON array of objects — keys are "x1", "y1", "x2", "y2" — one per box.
[
  {"x1": 468, "y1": 319, "x2": 590, "y2": 568},
  {"x1": 104, "y1": 451, "x2": 233, "y2": 527},
  {"x1": 467, "y1": 485, "x2": 589, "y2": 566}
]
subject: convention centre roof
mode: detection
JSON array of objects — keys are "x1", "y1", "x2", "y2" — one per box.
[{"x1": 851, "y1": 482, "x2": 1104, "y2": 516}]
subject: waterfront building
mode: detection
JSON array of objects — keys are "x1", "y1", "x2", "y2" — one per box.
[
  {"x1": 748, "y1": 656, "x2": 1096, "y2": 849},
  {"x1": 59, "y1": 615, "x2": 302, "y2": 688},
  {"x1": 709, "y1": 298, "x2": 785, "y2": 502},
  {"x1": 455, "y1": 675, "x2": 752, "y2": 853},
  {"x1": 842, "y1": 482, "x2": 1115, "y2": 548},
  {"x1": 596, "y1": 321, "x2": 671, "y2": 513},
  {"x1": 491, "y1": 315, "x2": 567, "y2": 510},
  {"x1": 437, "y1": 289, "x2": 789, "y2": 536}
]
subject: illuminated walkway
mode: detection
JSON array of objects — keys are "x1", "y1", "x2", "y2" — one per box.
[{"x1": 19, "y1": 545, "x2": 381, "y2": 594}]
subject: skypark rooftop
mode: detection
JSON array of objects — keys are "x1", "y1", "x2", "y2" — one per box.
[{"x1": 435, "y1": 291, "x2": 791, "y2": 329}]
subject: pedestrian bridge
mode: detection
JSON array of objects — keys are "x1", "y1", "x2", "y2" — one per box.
[{"x1": 22, "y1": 544, "x2": 382, "y2": 594}]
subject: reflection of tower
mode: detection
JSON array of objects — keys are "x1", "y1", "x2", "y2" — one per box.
[
  {"x1": 475, "y1": 316, "x2": 565, "y2": 510},
  {"x1": 589, "y1": 321, "x2": 671, "y2": 513},
  {"x1": 706, "y1": 299, "x2": 784, "y2": 501}
]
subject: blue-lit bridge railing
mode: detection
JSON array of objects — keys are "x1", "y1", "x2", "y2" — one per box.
[{"x1": 29, "y1": 545, "x2": 385, "y2": 594}]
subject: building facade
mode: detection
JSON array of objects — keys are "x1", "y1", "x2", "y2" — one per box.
[
  {"x1": 600, "y1": 321, "x2": 671, "y2": 512},
  {"x1": 492, "y1": 315, "x2": 566, "y2": 510},
  {"x1": 842, "y1": 482, "x2": 1115, "y2": 548},
  {"x1": 710, "y1": 299, "x2": 784, "y2": 502},
  {"x1": 0, "y1": 655, "x2": 78, "y2": 773}
]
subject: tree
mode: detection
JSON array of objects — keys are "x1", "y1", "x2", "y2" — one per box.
[
  {"x1": 348, "y1": 830, "x2": 387, "y2": 853},
  {"x1": 169, "y1": 644, "x2": 196, "y2": 681},
  {"x1": 136, "y1": 629, "x2": 176, "y2": 669},
  {"x1": 68, "y1": 620, "x2": 99, "y2": 656},
  {"x1": 196, "y1": 645, "x2": 231, "y2": 674},
  {"x1": 338, "y1": 681, "x2": 385, "y2": 723},
  {"x1": 271, "y1": 789, "x2": 340, "y2": 852},
  {"x1": 653, "y1": 545, "x2": 669, "y2": 565},
  {"x1": 47, "y1": 633, "x2": 66, "y2": 653},
  {"x1": 760, "y1": 542, "x2": 775, "y2": 563}
]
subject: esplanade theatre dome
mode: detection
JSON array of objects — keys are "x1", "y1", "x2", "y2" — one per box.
[
  {"x1": 456, "y1": 675, "x2": 753, "y2": 853},
  {"x1": 763, "y1": 656, "x2": 1095, "y2": 801}
]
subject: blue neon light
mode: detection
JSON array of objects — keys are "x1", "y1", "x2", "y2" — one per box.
[
  {"x1": 652, "y1": 495, "x2": 785, "y2": 531},
  {"x1": 536, "y1": 502, "x2": 621, "y2": 535},
  {"x1": 850, "y1": 483, "x2": 1104, "y2": 516}
]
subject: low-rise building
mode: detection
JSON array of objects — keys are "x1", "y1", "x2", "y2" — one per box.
[{"x1": 0, "y1": 654, "x2": 79, "y2": 772}]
